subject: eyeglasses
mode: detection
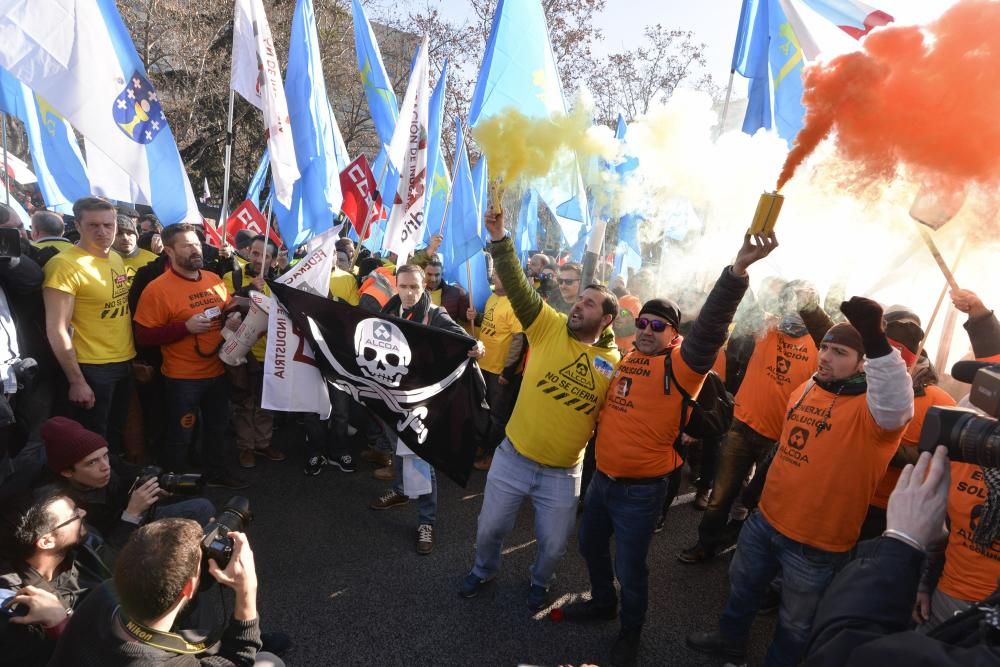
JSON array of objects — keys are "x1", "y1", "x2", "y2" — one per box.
[
  {"x1": 49, "y1": 508, "x2": 85, "y2": 533},
  {"x1": 557, "y1": 278, "x2": 580, "y2": 285},
  {"x1": 635, "y1": 318, "x2": 671, "y2": 333}
]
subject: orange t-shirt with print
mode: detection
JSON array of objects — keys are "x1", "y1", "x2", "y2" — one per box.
[
  {"x1": 597, "y1": 344, "x2": 705, "y2": 478},
  {"x1": 133, "y1": 269, "x2": 229, "y2": 380},
  {"x1": 870, "y1": 385, "x2": 956, "y2": 509},
  {"x1": 760, "y1": 381, "x2": 906, "y2": 552},
  {"x1": 733, "y1": 329, "x2": 817, "y2": 440},
  {"x1": 938, "y1": 462, "x2": 1000, "y2": 602}
]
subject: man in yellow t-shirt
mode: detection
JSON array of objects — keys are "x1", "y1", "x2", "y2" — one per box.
[
  {"x1": 43, "y1": 197, "x2": 136, "y2": 451},
  {"x1": 29, "y1": 210, "x2": 73, "y2": 255},
  {"x1": 459, "y1": 209, "x2": 621, "y2": 611},
  {"x1": 112, "y1": 216, "x2": 158, "y2": 285},
  {"x1": 467, "y1": 269, "x2": 524, "y2": 471}
]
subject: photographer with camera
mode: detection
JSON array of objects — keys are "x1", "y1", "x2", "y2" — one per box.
[
  {"x1": 134, "y1": 223, "x2": 247, "y2": 489},
  {"x1": 44, "y1": 416, "x2": 215, "y2": 552},
  {"x1": 49, "y1": 516, "x2": 283, "y2": 666},
  {"x1": 807, "y1": 446, "x2": 1000, "y2": 665},
  {"x1": 0, "y1": 488, "x2": 110, "y2": 666}
]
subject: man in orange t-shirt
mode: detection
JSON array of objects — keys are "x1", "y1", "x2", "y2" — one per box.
[
  {"x1": 688, "y1": 298, "x2": 914, "y2": 666},
  {"x1": 133, "y1": 224, "x2": 245, "y2": 489},
  {"x1": 562, "y1": 234, "x2": 777, "y2": 667},
  {"x1": 680, "y1": 283, "x2": 819, "y2": 564},
  {"x1": 912, "y1": 289, "x2": 1000, "y2": 629}
]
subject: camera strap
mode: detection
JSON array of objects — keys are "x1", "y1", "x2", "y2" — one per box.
[{"x1": 114, "y1": 606, "x2": 223, "y2": 655}]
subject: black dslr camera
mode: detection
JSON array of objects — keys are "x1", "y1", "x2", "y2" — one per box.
[
  {"x1": 0, "y1": 227, "x2": 20, "y2": 263},
  {"x1": 918, "y1": 362, "x2": 1000, "y2": 467},
  {"x1": 134, "y1": 465, "x2": 205, "y2": 496},
  {"x1": 202, "y1": 496, "x2": 252, "y2": 569}
]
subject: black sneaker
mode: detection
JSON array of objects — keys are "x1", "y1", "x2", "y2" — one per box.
[
  {"x1": 458, "y1": 572, "x2": 492, "y2": 599},
  {"x1": 330, "y1": 454, "x2": 356, "y2": 473},
  {"x1": 304, "y1": 455, "x2": 327, "y2": 476},
  {"x1": 562, "y1": 599, "x2": 618, "y2": 623},
  {"x1": 685, "y1": 630, "x2": 746, "y2": 660},
  {"x1": 610, "y1": 627, "x2": 641, "y2": 667},
  {"x1": 677, "y1": 541, "x2": 717, "y2": 565},
  {"x1": 653, "y1": 513, "x2": 667, "y2": 534},
  {"x1": 205, "y1": 471, "x2": 250, "y2": 489},
  {"x1": 526, "y1": 584, "x2": 549, "y2": 611}
]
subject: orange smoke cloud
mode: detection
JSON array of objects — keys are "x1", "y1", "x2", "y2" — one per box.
[{"x1": 777, "y1": 0, "x2": 1000, "y2": 200}]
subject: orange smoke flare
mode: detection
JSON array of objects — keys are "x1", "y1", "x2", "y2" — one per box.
[{"x1": 777, "y1": 0, "x2": 1000, "y2": 198}]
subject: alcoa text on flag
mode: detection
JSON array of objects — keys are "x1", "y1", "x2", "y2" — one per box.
[
  {"x1": 383, "y1": 37, "x2": 430, "y2": 263},
  {"x1": 0, "y1": 0, "x2": 200, "y2": 225},
  {"x1": 231, "y1": 0, "x2": 300, "y2": 208}
]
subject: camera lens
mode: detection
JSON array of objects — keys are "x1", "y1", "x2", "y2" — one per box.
[{"x1": 956, "y1": 413, "x2": 1000, "y2": 468}]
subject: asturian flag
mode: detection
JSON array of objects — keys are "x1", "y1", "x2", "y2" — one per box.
[
  {"x1": 0, "y1": 0, "x2": 200, "y2": 224},
  {"x1": 270, "y1": 280, "x2": 487, "y2": 487},
  {"x1": 231, "y1": 0, "x2": 299, "y2": 208},
  {"x1": 383, "y1": 37, "x2": 430, "y2": 262}
]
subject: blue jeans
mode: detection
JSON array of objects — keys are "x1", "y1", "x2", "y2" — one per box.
[
  {"x1": 392, "y1": 454, "x2": 437, "y2": 526},
  {"x1": 471, "y1": 438, "x2": 582, "y2": 588},
  {"x1": 153, "y1": 497, "x2": 216, "y2": 527},
  {"x1": 74, "y1": 361, "x2": 133, "y2": 455},
  {"x1": 162, "y1": 375, "x2": 229, "y2": 475},
  {"x1": 579, "y1": 471, "x2": 668, "y2": 631},
  {"x1": 719, "y1": 511, "x2": 851, "y2": 667}
]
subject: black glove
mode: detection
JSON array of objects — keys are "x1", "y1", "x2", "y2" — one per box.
[{"x1": 840, "y1": 297, "x2": 892, "y2": 358}]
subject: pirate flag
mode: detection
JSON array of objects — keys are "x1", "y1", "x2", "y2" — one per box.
[{"x1": 268, "y1": 282, "x2": 487, "y2": 487}]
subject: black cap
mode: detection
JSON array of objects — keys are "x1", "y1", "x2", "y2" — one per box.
[{"x1": 638, "y1": 298, "x2": 681, "y2": 329}]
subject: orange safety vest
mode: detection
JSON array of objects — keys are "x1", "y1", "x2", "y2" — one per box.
[{"x1": 360, "y1": 266, "x2": 397, "y2": 309}]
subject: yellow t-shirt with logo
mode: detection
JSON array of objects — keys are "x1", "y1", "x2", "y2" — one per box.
[
  {"x1": 505, "y1": 304, "x2": 620, "y2": 468},
  {"x1": 478, "y1": 294, "x2": 522, "y2": 375},
  {"x1": 43, "y1": 246, "x2": 135, "y2": 364},
  {"x1": 119, "y1": 248, "x2": 159, "y2": 285}
]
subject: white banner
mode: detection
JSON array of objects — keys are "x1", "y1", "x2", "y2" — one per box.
[
  {"x1": 261, "y1": 227, "x2": 341, "y2": 416},
  {"x1": 383, "y1": 37, "x2": 430, "y2": 262},
  {"x1": 231, "y1": 0, "x2": 299, "y2": 208}
]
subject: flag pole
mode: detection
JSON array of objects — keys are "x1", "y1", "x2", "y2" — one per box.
[
  {"x1": 1, "y1": 113, "x2": 9, "y2": 205},
  {"x1": 465, "y1": 260, "x2": 476, "y2": 338},
  {"x1": 436, "y1": 127, "x2": 467, "y2": 236},
  {"x1": 220, "y1": 88, "x2": 236, "y2": 223},
  {"x1": 717, "y1": 69, "x2": 736, "y2": 138}
]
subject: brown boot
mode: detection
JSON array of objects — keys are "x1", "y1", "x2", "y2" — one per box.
[
  {"x1": 238, "y1": 450, "x2": 256, "y2": 469},
  {"x1": 373, "y1": 465, "x2": 394, "y2": 481}
]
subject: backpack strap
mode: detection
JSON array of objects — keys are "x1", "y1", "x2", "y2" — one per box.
[{"x1": 664, "y1": 351, "x2": 695, "y2": 447}]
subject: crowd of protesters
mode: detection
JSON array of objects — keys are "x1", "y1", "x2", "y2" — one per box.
[{"x1": 1, "y1": 195, "x2": 999, "y2": 667}]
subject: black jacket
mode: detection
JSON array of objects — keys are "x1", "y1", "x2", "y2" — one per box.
[
  {"x1": 807, "y1": 536, "x2": 1000, "y2": 666},
  {"x1": 58, "y1": 463, "x2": 142, "y2": 552},
  {"x1": 48, "y1": 581, "x2": 262, "y2": 666}
]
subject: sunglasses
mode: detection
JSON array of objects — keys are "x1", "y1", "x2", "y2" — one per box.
[
  {"x1": 557, "y1": 278, "x2": 580, "y2": 285},
  {"x1": 49, "y1": 508, "x2": 85, "y2": 533},
  {"x1": 635, "y1": 318, "x2": 671, "y2": 333}
]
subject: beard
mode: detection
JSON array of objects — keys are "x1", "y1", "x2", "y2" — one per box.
[{"x1": 177, "y1": 254, "x2": 204, "y2": 271}]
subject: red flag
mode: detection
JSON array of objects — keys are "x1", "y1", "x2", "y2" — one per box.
[
  {"x1": 339, "y1": 155, "x2": 384, "y2": 240},
  {"x1": 202, "y1": 219, "x2": 224, "y2": 248},
  {"x1": 225, "y1": 200, "x2": 283, "y2": 246}
]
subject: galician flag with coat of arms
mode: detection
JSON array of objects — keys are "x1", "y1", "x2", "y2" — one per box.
[{"x1": 0, "y1": 0, "x2": 200, "y2": 224}]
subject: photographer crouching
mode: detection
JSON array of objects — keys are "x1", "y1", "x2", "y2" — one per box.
[
  {"x1": 49, "y1": 517, "x2": 283, "y2": 666},
  {"x1": 43, "y1": 416, "x2": 214, "y2": 553}
]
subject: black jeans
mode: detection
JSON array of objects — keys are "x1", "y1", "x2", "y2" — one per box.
[
  {"x1": 304, "y1": 387, "x2": 351, "y2": 460},
  {"x1": 74, "y1": 361, "x2": 134, "y2": 455},
  {"x1": 481, "y1": 371, "x2": 520, "y2": 456},
  {"x1": 697, "y1": 420, "x2": 777, "y2": 549},
  {"x1": 161, "y1": 374, "x2": 229, "y2": 475}
]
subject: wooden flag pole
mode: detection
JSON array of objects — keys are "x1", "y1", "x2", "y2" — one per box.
[
  {"x1": 466, "y1": 260, "x2": 477, "y2": 339},
  {"x1": 220, "y1": 89, "x2": 236, "y2": 223},
  {"x1": 914, "y1": 239, "x2": 967, "y2": 362}
]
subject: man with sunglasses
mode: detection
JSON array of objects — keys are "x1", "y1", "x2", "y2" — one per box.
[
  {"x1": 1, "y1": 488, "x2": 110, "y2": 666},
  {"x1": 548, "y1": 262, "x2": 583, "y2": 316},
  {"x1": 562, "y1": 233, "x2": 778, "y2": 666}
]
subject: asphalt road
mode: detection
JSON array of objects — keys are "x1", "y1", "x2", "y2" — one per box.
[{"x1": 201, "y1": 421, "x2": 777, "y2": 667}]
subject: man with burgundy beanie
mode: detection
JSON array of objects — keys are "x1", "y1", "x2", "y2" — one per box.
[
  {"x1": 43, "y1": 416, "x2": 214, "y2": 552},
  {"x1": 688, "y1": 297, "x2": 914, "y2": 666}
]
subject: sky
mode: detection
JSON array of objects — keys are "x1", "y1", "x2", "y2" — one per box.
[{"x1": 431, "y1": 0, "x2": 961, "y2": 101}]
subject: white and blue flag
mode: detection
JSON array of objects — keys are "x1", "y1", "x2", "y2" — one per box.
[
  {"x1": 0, "y1": 66, "x2": 91, "y2": 215},
  {"x1": 0, "y1": 0, "x2": 199, "y2": 224}
]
